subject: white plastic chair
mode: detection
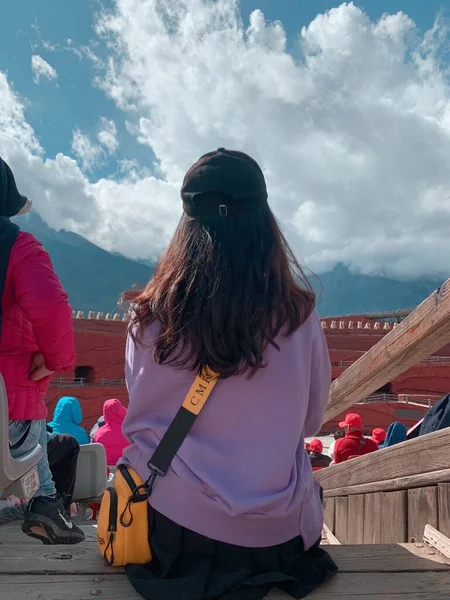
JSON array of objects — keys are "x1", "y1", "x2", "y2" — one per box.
[
  {"x1": 73, "y1": 443, "x2": 107, "y2": 518},
  {"x1": 0, "y1": 374, "x2": 43, "y2": 499}
]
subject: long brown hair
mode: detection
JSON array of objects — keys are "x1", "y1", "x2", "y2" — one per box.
[{"x1": 125, "y1": 205, "x2": 315, "y2": 378}]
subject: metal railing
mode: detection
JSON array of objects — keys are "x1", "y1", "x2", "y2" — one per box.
[
  {"x1": 335, "y1": 355, "x2": 450, "y2": 368},
  {"x1": 50, "y1": 377, "x2": 86, "y2": 387},
  {"x1": 356, "y1": 393, "x2": 439, "y2": 407},
  {"x1": 50, "y1": 377, "x2": 125, "y2": 388},
  {"x1": 99, "y1": 378, "x2": 126, "y2": 386}
]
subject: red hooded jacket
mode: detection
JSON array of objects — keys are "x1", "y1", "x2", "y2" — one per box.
[
  {"x1": 0, "y1": 231, "x2": 76, "y2": 420},
  {"x1": 93, "y1": 398, "x2": 129, "y2": 465},
  {"x1": 334, "y1": 431, "x2": 379, "y2": 464}
]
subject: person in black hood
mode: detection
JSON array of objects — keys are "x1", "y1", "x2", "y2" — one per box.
[
  {"x1": 1, "y1": 157, "x2": 84, "y2": 544},
  {"x1": 0, "y1": 158, "x2": 32, "y2": 332}
]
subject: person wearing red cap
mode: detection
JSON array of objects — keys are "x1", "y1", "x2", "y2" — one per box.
[
  {"x1": 333, "y1": 413, "x2": 379, "y2": 464},
  {"x1": 371, "y1": 428, "x2": 387, "y2": 448},
  {"x1": 309, "y1": 439, "x2": 331, "y2": 468}
]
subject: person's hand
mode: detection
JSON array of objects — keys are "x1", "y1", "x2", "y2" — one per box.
[{"x1": 29, "y1": 353, "x2": 54, "y2": 381}]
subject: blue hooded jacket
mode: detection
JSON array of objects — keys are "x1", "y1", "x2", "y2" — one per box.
[
  {"x1": 48, "y1": 396, "x2": 89, "y2": 445},
  {"x1": 382, "y1": 422, "x2": 407, "y2": 448}
]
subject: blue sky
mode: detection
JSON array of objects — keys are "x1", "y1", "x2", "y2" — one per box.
[
  {"x1": 0, "y1": 0, "x2": 446, "y2": 180},
  {"x1": 1, "y1": 1, "x2": 449, "y2": 277}
]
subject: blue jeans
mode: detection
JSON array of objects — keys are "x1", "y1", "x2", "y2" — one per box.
[{"x1": 8, "y1": 419, "x2": 56, "y2": 498}]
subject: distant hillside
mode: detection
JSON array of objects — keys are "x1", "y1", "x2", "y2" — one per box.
[
  {"x1": 314, "y1": 264, "x2": 442, "y2": 317},
  {"x1": 14, "y1": 215, "x2": 444, "y2": 316},
  {"x1": 16, "y1": 214, "x2": 153, "y2": 313}
]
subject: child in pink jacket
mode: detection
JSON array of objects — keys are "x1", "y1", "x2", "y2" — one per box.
[
  {"x1": 0, "y1": 156, "x2": 84, "y2": 544},
  {"x1": 92, "y1": 398, "x2": 129, "y2": 465}
]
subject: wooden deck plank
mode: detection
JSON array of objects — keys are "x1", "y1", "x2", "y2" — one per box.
[
  {"x1": 0, "y1": 574, "x2": 140, "y2": 600},
  {"x1": 4, "y1": 572, "x2": 450, "y2": 600},
  {"x1": 306, "y1": 572, "x2": 450, "y2": 598},
  {"x1": 0, "y1": 537, "x2": 449, "y2": 574},
  {"x1": 0, "y1": 522, "x2": 97, "y2": 544}
]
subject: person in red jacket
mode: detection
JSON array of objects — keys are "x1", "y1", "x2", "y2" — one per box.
[
  {"x1": 0, "y1": 157, "x2": 84, "y2": 544},
  {"x1": 92, "y1": 398, "x2": 129, "y2": 465},
  {"x1": 333, "y1": 413, "x2": 379, "y2": 464}
]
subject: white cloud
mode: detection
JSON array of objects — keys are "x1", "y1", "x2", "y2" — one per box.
[
  {"x1": 71, "y1": 129, "x2": 104, "y2": 172},
  {"x1": 31, "y1": 55, "x2": 58, "y2": 84},
  {"x1": 0, "y1": 73, "x2": 42, "y2": 154},
  {"x1": 1, "y1": 2, "x2": 450, "y2": 280},
  {"x1": 97, "y1": 117, "x2": 119, "y2": 153}
]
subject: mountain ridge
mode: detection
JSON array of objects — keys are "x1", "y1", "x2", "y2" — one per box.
[{"x1": 15, "y1": 214, "x2": 443, "y2": 317}]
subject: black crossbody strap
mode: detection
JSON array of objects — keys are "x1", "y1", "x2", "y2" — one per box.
[
  {"x1": 146, "y1": 367, "x2": 219, "y2": 480},
  {"x1": 357, "y1": 438, "x2": 366, "y2": 455}
]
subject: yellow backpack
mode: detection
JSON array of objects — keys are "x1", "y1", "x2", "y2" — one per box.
[{"x1": 97, "y1": 367, "x2": 219, "y2": 567}]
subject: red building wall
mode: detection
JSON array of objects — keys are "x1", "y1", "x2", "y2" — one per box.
[
  {"x1": 46, "y1": 318, "x2": 128, "y2": 430},
  {"x1": 46, "y1": 314, "x2": 450, "y2": 431}
]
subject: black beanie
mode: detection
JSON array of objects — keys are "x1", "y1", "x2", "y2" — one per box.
[{"x1": 0, "y1": 157, "x2": 29, "y2": 217}]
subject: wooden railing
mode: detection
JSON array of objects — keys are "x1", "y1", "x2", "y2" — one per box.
[
  {"x1": 323, "y1": 279, "x2": 450, "y2": 422},
  {"x1": 315, "y1": 278, "x2": 450, "y2": 544},
  {"x1": 317, "y1": 430, "x2": 450, "y2": 544}
]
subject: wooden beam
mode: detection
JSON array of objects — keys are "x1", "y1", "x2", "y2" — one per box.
[
  {"x1": 315, "y1": 427, "x2": 450, "y2": 491},
  {"x1": 324, "y1": 278, "x2": 450, "y2": 421},
  {"x1": 424, "y1": 524, "x2": 450, "y2": 560},
  {"x1": 322, "y1": 467, "x2": 450, "y2": 497},
  {"x1": 323, "y1": 523, "x2": 341, "y2": 545}
]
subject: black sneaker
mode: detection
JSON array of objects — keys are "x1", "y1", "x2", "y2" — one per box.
[{"x1": 21, "y1": 496, "x2": 85, "y2": 545}]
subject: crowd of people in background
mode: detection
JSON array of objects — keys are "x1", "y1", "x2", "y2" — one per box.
[
  {"x1": 306, "y1": 413, "x2": 414, "y2": 470},
  {"x1": 1, "y1": 394, "x2": 129, "y2": 524}
]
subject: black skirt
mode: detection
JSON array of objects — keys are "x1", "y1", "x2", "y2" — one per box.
[{"x1": 125, "y1": 510, "x2": 338, "y2": 600}]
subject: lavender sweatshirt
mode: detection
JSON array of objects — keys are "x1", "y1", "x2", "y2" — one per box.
[{"x1": 121, "y1": 310, "x2": 330, "y2": 549}]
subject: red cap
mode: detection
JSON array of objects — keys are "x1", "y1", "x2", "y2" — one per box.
[
  {"x1": 338, "y1": 413, "x2": 363, "y2": 429},
  {"x1": 372, "y1": 428, "x2": 386, "y2": 444},
  {"x1": 309, "y1": 439, "x2": 323, "y2": 453}
]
